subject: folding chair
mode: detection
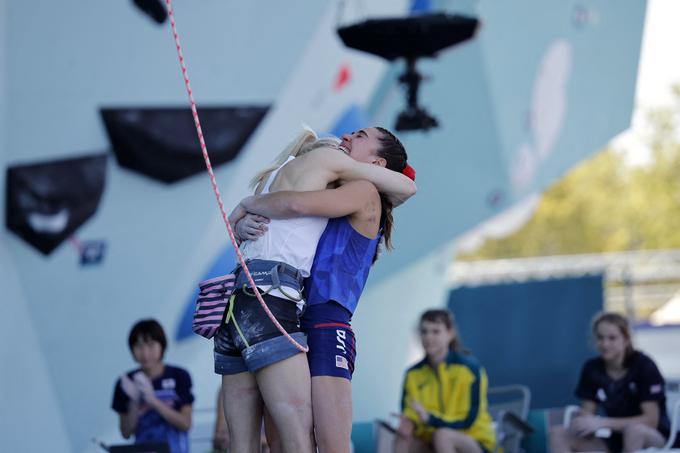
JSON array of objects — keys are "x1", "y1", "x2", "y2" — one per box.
[{"x1": 488, "y1": 384, "x2": 534, "y2": 453}]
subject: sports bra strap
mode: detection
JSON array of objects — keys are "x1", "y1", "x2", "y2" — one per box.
[{"x1": 262, "y1": 156, "x2": 295, "y2": 194}]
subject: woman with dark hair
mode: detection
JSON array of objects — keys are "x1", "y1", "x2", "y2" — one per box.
[
  {"x1": 292, "y1": 127, "x2": 412, "y2": 452},
  {"x1": 394, "y1": 309, "x2": 496, "y2": 453},
  {"x1": 550, "y1": 312, "x2": 676, "y2": 453},
  {"x1": 111, "y1": 319, "x2": 194, "y2": 453},
  {"x1": 219, "y1": 126, "x2": 415, "y2": 452}
]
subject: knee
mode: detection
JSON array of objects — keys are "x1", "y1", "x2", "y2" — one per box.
[
  {"x1": 267, "y1": 400, "x2": 312, "y2": 434},
  {"x1": 550, "y1": 425, "x2": 568, "y2": 439},
  {"x1": 622, "y1": 423, "x2": 649, "y2": 439},
  {"x1": 271, "y1": 395, "x2": 311, "y2": 414},
  {"x1": 432, "y1": 428, "x2": 457, "y2": 447},
  {"x1": 549, "y1": 424, "x2": 579, "y2": 450},
  {"x1": 394, "y1": 433, "x2": 414, "y2": 452},
  {"x1": 314, "y1": 431, "x2": 347, "y2": 453}
]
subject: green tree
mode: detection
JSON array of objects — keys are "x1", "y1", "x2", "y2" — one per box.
[{"x1": 459, "y1": 87, "x2": 680, "y2": 260}]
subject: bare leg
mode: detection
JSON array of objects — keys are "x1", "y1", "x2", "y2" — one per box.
[
  {"x1": 256, "y1": 353, "x2": 314, "y2": 453},
  {"x1": 394, "y1": 435, "x2": 411, "y2": 453},
  {"x1": 260, "y1": 422, "x2": 271, "y2": 453},
  {"x1": 432, "y1": 428, "x2": 482, "y2": 453},
  {"x1": 395, "y1": 435, "x2": 434, "y2": 453},
  {"x1": 394, "y1": 417, "x2": 432, "y2": 453},
  {"x1": 621, "y1": 423, "x2": 665, "y2": 452},
  {"x1": 549, "y1": 425, "x2": 610, "y2": 453},
  {"x1": 264, "y1": 406, "x2": 316, "y2": 453},
  {"x1": 214, "y1": 386, "x2": 230, "y2": 452},
  {"x1": 311, "y1": 376, "x2": 353, "y2": 453},
  {"x1": 222, "y1": 373, "x2": 263, "y2": 453},
  {"x1": 549, "y1": 426, "x2": 573, "y2": 453},
  {"x1": 263, "y1": 408, "x2": 283, "y2": 453}
]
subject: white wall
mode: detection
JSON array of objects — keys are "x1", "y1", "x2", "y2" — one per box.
[
  {"x1": 0, "y1": 248, "x2": 73, "y2": 451},
  {"x1": 1, "y1": 3, "x2": 71, "y2": 450}
]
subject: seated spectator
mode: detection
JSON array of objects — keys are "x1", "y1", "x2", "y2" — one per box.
[
  {"x1": 394, "y1": 309, "x2": 496, "y2": 453},
  {"x1": 550, "y1": 311, "x2": 678, "y2": 452},
  {"x1": 112, "y1": 319, "x2": 194, "y2": 453}
]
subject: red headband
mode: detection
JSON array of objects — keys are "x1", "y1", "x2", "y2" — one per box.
[{"x1": 402, "y1": 163, "x2": 416, "y2": 181}]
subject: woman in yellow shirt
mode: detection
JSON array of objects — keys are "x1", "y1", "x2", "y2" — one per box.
[{"x1": 395, "y1": 309, "x2": 496, "y2": 453}]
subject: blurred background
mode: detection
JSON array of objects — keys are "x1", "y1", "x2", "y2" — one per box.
[{"x1": 1, "y1": 0, "x2": 678, "y2": 452}]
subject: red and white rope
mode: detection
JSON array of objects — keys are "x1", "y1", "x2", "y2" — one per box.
[{"x1": 164, "y1": 0, "x2": 307, "y2": 352}]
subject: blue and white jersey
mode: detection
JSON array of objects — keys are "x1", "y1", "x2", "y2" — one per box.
[{"x1": 112, "y1": 365, "x2": 194, "y2": 453}]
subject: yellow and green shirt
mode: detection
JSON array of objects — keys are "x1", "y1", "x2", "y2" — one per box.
[{"x1": 401, "y1": 350, "x2": 496, "y2": 452}]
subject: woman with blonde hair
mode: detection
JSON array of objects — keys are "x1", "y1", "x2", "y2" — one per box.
[
  {"x1": 217, "y1": 126, "x2": 416, "y2": 453},
  {"x1": 549, "y1": 312, "x2": 676, "y2": 453}
]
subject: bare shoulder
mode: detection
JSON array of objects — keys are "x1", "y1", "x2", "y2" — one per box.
[
  {"x1": 344, "y1": 180, "x2": 381, "y2": 234},
  {"x1": 301, "y1": 146, "x2": 350, "y2": 168},
  {"x1": 272, "y1": 146, "x2": 344, "y2": 191},
  {"x1": 343, "y1": 180, "x2": 380, "y2": 214},
  {"x1": 342, "y1": 179, "x2": 379, "y2": 197}
]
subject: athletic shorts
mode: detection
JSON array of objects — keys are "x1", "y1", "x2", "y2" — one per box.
[
  {"x1": 302, "y1": 321, "x2": 355, "y2": 380},
  {"x1": 213, "y1": 290, "x2": 306, "y2": 375},
  {"x1": 301, "y1": 301, "x2": 356, "y2": 380}
]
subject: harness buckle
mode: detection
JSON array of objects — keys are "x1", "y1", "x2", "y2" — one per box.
[{"x1": 269, "y1": 264, "x2": 281, "y2": 289}]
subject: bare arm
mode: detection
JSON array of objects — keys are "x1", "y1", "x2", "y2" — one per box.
[
  {"x1": 228, "y1": 204, "x2": 247, "y2": 230},
  {"x1": 571, "y1": 400, "x2": 659, "y2": 436},
  {"x1": 395, "y1": 416, "x2": 416, "y2": 439},
  {"x1": 601, "y1": 401, "x2": 660, "y2": 431},
  {"x1": 306, "y1": 148, "x2": 416, "y2": 206},
  {"x1": 239, "y1": 180, "x2": 380, "y2": 219},
  {"x1": 119, "y1": 401, "x2": 140, "y2": 439},
  {"x1": 146, "y1": 395, "x2": 193, "y2": 431},
  {"x1": 226, "y1": 203, "x2": 252, "y2": 246},
  {"x1": 580, "y1": 400, "x2": 597, "y2": 415}
]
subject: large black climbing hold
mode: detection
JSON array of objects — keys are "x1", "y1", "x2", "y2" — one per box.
[
  {"x1": 337, "y1": 13, "x2": 479, "y2": 61},
  {"x1": 5, "y1": 154, "x2": 108, "y2": 255},
  {"x1": 132, "y1": 0, "x2": 167, "y2": 25},
  {"x1": 101, "y1": 106, "x2": 269, "y2": 184}
]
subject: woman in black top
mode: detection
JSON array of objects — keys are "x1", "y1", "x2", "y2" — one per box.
[{"x1": 550, "y1": 312, "x2": 674, "y2": 453}]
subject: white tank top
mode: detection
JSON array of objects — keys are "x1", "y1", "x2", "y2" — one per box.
[{"x1": 240, "y1": 156, "x2": 328, "y2": 306}]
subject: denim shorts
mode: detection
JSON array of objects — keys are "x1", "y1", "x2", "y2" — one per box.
[{"x1": 213, "y1": 290, "x2": 307, "y2": 375}]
